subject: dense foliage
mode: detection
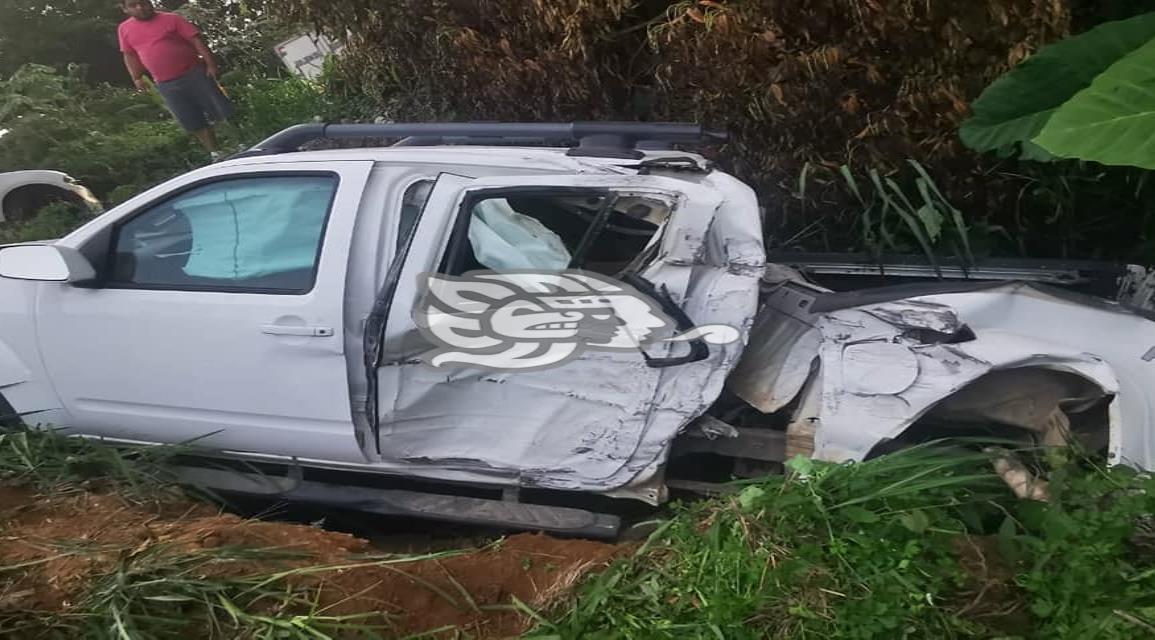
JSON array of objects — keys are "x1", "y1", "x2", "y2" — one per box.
[
  {"x1": 277, "y1": 0, "x2": 1072, "y2": 258},
  {"x1": 0, "y1": 0, "x2": 128, "y2": 85},
  {"x1": 0, "y1": 64, "x2": 204, "y2": 204},
  {"x1": 0, "y1": 0, "x2": 316, "y2": 236}
]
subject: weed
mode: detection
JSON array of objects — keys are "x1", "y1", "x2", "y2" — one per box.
[{"x1": 837, "y1": 161, "x2": 978, "y2": 269}]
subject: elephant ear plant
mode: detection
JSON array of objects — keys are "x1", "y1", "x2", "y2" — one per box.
[{"x1": 961, "y1": 11, "x2": 1155, "y2": 169}]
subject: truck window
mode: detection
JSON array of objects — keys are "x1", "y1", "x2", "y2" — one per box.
[
  {"x1": 444, "y1": 192, "x2": 670, "y2": 276},
  {"x1": 109, "y1": 175, "x2": 338, "y2": 293}
]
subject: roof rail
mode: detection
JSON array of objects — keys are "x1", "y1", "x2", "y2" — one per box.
[{"x1": 238, "y1": 122, "x2": 726, "y2": 159}]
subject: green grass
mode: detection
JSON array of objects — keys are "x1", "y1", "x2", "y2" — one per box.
[
  {"x1": 535, "y1": 445, "x2": 1155, "y2": 639},
  {"x1": 0, "y1": 425, "x2": 187, "y2": 502}
]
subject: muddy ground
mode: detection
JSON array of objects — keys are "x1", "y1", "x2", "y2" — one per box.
[{"x1": 0, "y1": 483, "x2": 622, "y2": 638}]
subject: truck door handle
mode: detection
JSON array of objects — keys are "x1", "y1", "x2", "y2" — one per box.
[{"x1": 261, "y1": 325, "x2": 335, "y2": 337}]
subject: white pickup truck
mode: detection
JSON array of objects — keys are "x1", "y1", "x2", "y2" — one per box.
[{"x1": 2, "y1": 123, "x2": 1153, "y2": 536}]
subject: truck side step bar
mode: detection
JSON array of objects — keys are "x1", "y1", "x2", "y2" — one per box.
[{"x1": 175, "y1": 466, "x2": 621, "y2": 539}]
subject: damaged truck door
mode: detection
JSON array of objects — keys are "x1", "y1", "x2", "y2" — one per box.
[{"x1": 365, "y1": 173, "x2": 763, "y2": 495}]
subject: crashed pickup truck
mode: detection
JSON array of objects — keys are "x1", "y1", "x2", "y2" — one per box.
[{"x1": 1, "y1": 123, "x2": 1152, "y2": 537}]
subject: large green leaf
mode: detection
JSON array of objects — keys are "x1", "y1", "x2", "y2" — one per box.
[
  {"x1": 960, "y1": 12, "x2": 1155, "y2": 154},
  {"x1": 1033, "y1": 36, "x2": 1155, "y2": 169}
]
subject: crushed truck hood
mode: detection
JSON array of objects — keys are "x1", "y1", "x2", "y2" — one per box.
[{"x1": 730, "y1": 276, "x2": 1155, "y2": 470}]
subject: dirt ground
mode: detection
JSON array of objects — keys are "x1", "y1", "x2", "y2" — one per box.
[{"x1": 0, "y1": 483, "x2": 622, "y2": 638}]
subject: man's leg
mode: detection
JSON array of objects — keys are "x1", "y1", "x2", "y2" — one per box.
[
  {"x1": 191, "y1": 126, "x2": 219, "y2": 152},
  {"x1": 156, "y1": 79, "x2": 213, "y2": 154},
  {"x1": 185, "y1": 66, "x2": 234, "y2": 157}
]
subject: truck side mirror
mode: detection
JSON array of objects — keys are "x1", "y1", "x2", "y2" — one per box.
[{"x1": 0, "y1": 244, "x2": 96, "y2": 283}]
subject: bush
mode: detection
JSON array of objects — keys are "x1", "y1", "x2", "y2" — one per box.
[{"x1": 221, "y1": 72, "x2": 333, "y2": 149}]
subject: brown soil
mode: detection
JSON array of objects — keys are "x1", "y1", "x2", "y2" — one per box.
[
  {"x1": 951, "y1": 535, "x2": 1032, "y2": 635},
  {"x1": 0, "y1": 483, "x2": 622, "y2": 638}
]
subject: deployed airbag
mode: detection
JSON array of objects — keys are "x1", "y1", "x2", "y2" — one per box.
[{"x1": 467, "y1": 198, "x2": 571, "y2": 271}]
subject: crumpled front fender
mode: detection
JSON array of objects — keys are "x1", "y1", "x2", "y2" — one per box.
[{"x1": 731, "y1": 278, "x2": 1147, "y2": 468}]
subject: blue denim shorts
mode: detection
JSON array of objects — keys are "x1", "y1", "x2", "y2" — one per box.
[{"x1": 155, "y1": 64, "x2": 234, "y2": 132}]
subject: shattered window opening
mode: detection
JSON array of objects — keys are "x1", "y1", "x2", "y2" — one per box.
[{"x1": 442, "y1": 191, "x2": 670, "y2": 277}]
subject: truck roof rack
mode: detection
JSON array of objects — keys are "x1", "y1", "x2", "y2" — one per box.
[{"x1": 237, "y1": 122, "x2": 727, "y2": 160}]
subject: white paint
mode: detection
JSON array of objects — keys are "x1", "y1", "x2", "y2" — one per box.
[
  {"x1": 0, "y1": 145, "x2": 764, "y2": 502},
  {"x1": 373, "y1": 172, "x2": 763, "y2": 491},
  {"x1": 841, "y1": 342, "x2": 919, "y2": 395}
]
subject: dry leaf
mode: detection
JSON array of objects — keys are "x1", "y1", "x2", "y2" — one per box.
[{"x1": 770, "y1": 83, "x2": 785, "y2": 105}]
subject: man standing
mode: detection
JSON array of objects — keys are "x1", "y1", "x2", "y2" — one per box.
[{"x1": 118, "y1": 0, "x2": 233, "y2": 160}]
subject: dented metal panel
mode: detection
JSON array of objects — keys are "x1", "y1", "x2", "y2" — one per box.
[{"x1": 371, "y1": 171, "x2": 765, "y2": 497}]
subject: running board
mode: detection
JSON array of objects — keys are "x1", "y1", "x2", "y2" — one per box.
[{"x1": 175, "y1": 466, "x2": 621, "y2": 539}]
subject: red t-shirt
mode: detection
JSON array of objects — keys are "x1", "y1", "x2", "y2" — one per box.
[{"x1": 118, "y1": 12, "x2": 202, "y2": 83}]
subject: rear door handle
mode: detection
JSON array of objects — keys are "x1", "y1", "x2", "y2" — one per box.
[{"x1": 261, "y1": 325, "x2": 335, "y2": 337}]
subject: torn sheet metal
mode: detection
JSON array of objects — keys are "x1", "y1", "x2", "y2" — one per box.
[
  {"x1": 727, "y1": 282, "x2": 822, "y2": 414},
  {"x1": 732, "y1": 274, "x2": 1155, "y2": 470}
]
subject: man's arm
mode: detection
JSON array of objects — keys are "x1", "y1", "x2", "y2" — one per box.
[
  {"x1": 173, "y1": 15, "x2": 219, "y2": 78},
  {"x1": 190, "y1": 35, "x2": 220, "y2": 79},
  {"x1": 190, "y1": 36, "x2": 220, "y2": 78},
  {"x1": 118, "y1": 25, "x2": 149, "y2": 92},
  {"x1": 123, "y1": 51, "x2": 149, "y2": 92}
]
